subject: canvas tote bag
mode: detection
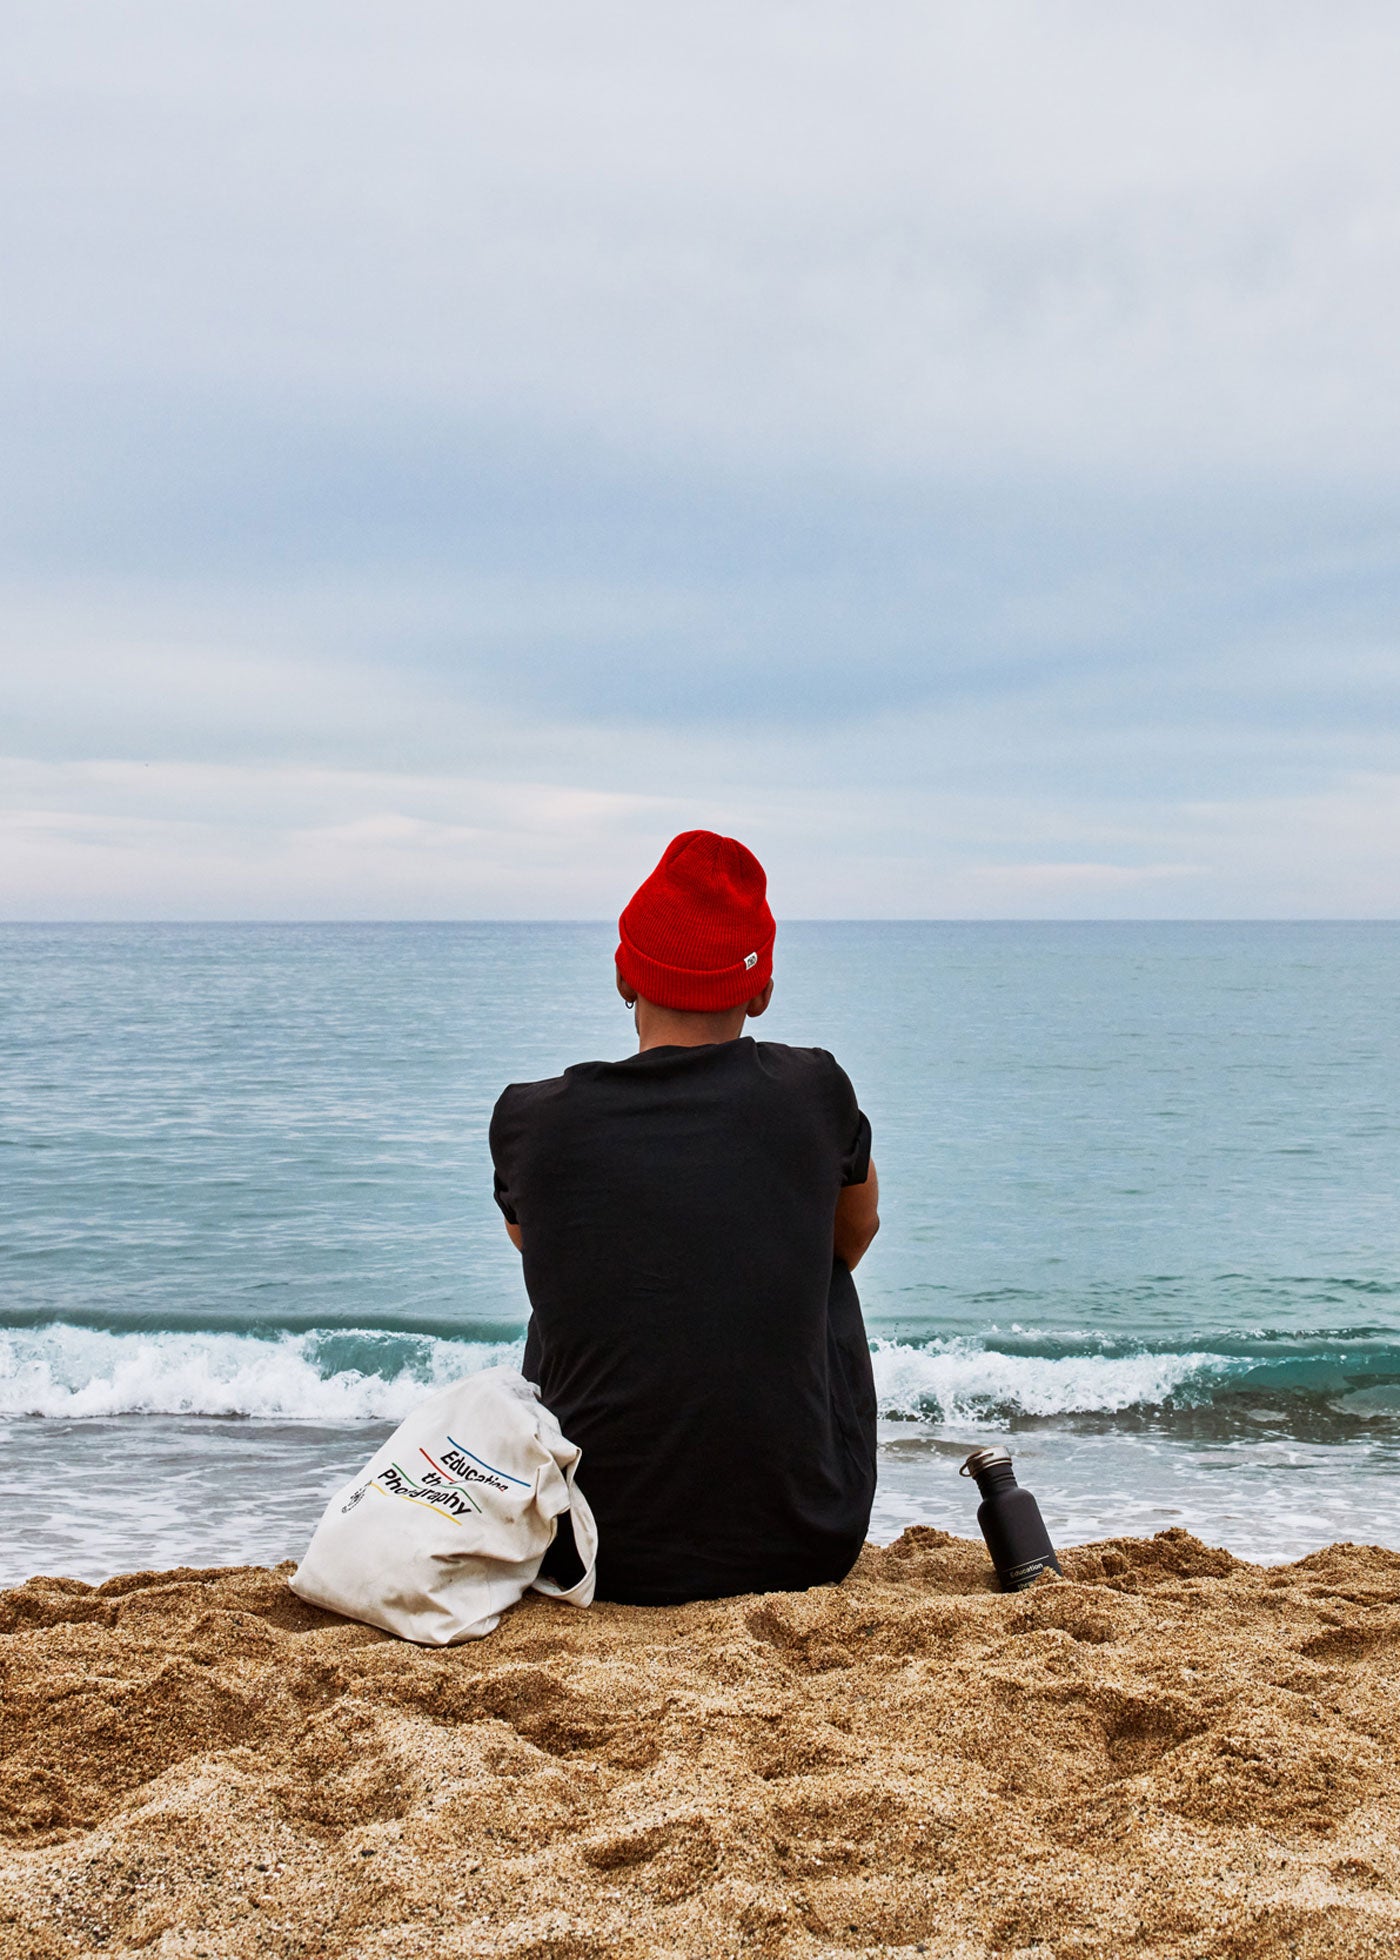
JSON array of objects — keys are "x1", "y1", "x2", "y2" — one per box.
[{"x1": 291, "y1": 1366, "x2": 598, "y2": 1645}]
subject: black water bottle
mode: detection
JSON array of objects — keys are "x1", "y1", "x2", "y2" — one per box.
[{"x1": 960, "y1": 1446, "x2": 1062, "y2": 1591}]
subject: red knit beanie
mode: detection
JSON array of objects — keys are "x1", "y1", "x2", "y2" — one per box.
[{"x1": 616, "y1": 831, "x2": 776, "y2": 1012}]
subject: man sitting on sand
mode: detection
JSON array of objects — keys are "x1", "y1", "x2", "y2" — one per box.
[{"x1": 489, "y1": 830, "x2": 879, "y2": 1605}]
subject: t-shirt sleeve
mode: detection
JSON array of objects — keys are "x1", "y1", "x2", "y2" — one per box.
[
  {"x1": 819, "y1": 1052, "x2": 873, "y2": 1187},
  {"x1": 841, "y1": 1107, "x2": 873, "y2": 1187},
  {"x1": 488, "y1": 1089, "x2": 521, "y2": 1225}
]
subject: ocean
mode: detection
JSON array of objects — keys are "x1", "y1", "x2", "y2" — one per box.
[{"x1": 2, "y1": 920, "x2": 1398, "y2": 1586}]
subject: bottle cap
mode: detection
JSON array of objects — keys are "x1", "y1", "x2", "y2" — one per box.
[{"x1": 959, "y1": 1446, "x2": 1013, "y2": 1478}]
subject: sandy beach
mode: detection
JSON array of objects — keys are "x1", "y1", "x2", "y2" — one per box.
[{"x1": 2, "y1": 1527, "x2": 1398, "y2": 1958}]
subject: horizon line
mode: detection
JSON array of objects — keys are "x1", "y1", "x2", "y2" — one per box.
[{"x1": 3, "y1": 917, "x2": 1397, "y2": 929}]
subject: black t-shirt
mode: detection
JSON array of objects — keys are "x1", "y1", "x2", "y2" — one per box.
[{"x1": 489, "y1": 1037, "x2": 876, "y2": 1606}]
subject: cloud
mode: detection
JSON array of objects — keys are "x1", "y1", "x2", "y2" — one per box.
[
  {"x1": 3, "y1": 752, "x2": 1397, "y2": 920},
  {"x1": 1, "y1": 3, "x2": 1398, "y2": 914},
  {"x1": 968, "y1": 862, "x2": 1205, "y2": 892},
  {"x1": 8, "y1": 2, "x2": 1400, "y2": 477}
]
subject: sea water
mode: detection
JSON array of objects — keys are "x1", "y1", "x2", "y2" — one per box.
[{"x1": 2, "y1": 921, "x2": 1398, "y2": 1584}]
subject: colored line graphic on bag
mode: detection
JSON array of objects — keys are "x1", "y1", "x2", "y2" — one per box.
[
  {"x1": 363, "y1": 1436, "x2": 523, "y2": 1522},
  {"x1": 445, "y1": 1435, "x2": 530, "y2": 1489},
  {"x1": 369, "y1": 1456, "x2": 481, "y2": 1524}
]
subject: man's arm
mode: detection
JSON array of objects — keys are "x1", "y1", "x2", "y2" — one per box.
[{"x1": 833, "y1": 1159, "x2": 879, "y2": 1270}]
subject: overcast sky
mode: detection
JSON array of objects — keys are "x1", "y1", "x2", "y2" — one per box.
[{"x1": 3, "y1": 1, "x2": 1399, "y2": 918}]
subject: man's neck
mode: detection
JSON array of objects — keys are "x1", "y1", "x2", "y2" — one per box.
[{"x1": 634, "y1": 1001, "x2": 750, "y2": 1051}]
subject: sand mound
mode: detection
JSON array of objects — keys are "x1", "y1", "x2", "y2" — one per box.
[{"x1": 3, "y1": 1528, "x2": 1400, "y2": 1957}]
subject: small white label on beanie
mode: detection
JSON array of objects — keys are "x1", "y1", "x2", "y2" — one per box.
[{"x1": 744, "y1": 951, "x2": 758, "y2": 970}]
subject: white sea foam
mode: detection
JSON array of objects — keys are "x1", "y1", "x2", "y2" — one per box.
[
  {"x1": 0, "y1": 1326, "x2": 524, "y2": 1420},
  {"x1": 869, "y1": 1337, "x2": 1226, "y2": 1422},
  {"x1": 0, "y1": 1323, "x2": 1232, "y2": 1422}
]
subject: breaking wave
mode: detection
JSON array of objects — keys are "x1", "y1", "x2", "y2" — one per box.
[
  {"x1": 2, "y1": 1321, "x2": 1399, "y2": 1425},
  {"x1": 868, "y1": 1337, "x2": 1227, "y2": 1423},
  {"x1": 0, "y1": 1325, "x2": 525, "y2": 1420}
]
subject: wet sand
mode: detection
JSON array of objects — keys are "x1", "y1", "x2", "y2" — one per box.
[{"x1": 2, "y1": 1527, "x2": 1399, "y2": 1957}]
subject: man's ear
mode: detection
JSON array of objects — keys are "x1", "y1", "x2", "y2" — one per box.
[
  {"x1": 616, "y1": 967, "x2": 639, "y2": 1007},
  {"x1": 744, "y1": 980, "x2": 774, "y2": 1019}
]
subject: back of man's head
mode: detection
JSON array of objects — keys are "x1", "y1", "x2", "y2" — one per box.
[{"x1": 616, "y1": 831, "x2": 775, "y2": 1012}]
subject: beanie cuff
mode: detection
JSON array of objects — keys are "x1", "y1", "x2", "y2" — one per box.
[{"x1": 616, "y1": 928, "x2": 774, "y2": 1013}]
